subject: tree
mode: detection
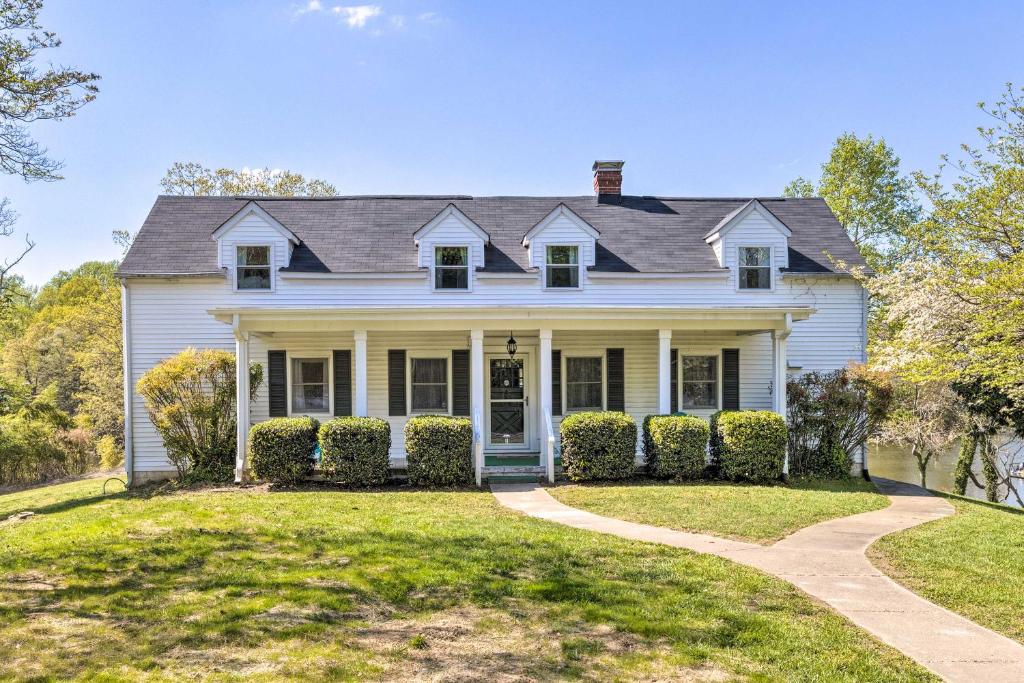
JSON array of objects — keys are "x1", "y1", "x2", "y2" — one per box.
[
  {"x1": 870, "y1": 84, "x2": 1024, "y2": 411},
  {"x1": 0, "y1": 0, "x2": 100, "y2": 310},
  {"x1": 876, "y1": 382, "x2": 962, "y2": 488},
  {"x1": 785, "y1": 133, "x2": 920, "y2": 271},
  {"x1": 160, "y1": 162, "x2": 337, "y2": 197}
]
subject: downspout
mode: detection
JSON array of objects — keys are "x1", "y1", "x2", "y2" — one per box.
[{"x1": 121, "y1": 281, "x2": 134, "y2": 487}]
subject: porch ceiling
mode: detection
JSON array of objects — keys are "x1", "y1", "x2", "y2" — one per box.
[{"x1": 209, "y1": 306, "x2": 813, "y2": 334}]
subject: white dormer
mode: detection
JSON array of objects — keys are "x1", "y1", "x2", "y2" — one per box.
[
  {"x1": 704, "y1": 200, "x2": 791, "y2": 291},
  {"x1": 212, "y1": 201, "x2": 298, "y2": 292},
  {"x1": 414, "y1": 204, "x2": 489, "y2": 291},
  {"x1": 522, "y1": 204, "x2": 598, "y2": 289}
]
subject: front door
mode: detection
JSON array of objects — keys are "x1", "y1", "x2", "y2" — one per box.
[{"x1": 486, "y1": 356, "x2": 529, "y2": 450}]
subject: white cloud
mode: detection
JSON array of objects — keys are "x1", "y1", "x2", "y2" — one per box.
[
  {"x1": 417, "y1": 11, "x2": 441, "y2": 24},
  {"x1": 332, "y1": 4, "x2": 382, "y2": 28},
  {"x1": 294, "y1": 0, "x2": 322, "y2": 16}
]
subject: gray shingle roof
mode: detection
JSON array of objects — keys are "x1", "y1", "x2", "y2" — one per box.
[{"x1": 117, "y1": 195, "x2": 866, "y2": 276}]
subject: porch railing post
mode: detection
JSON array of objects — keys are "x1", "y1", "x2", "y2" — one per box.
[
  {"x1": 354, "y1": 330, "x2": 368, "y2": 417},
  {"x1": 658, "y1": 329, "x2": 672, "y2": 415}
]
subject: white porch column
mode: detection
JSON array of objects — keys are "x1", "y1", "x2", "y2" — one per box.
[
  {"x1": 470, "y1": 330, "x2": 485, "y2": 486},
  {"x1": 354, "y1": 330, "x2": 368, "y2": 417},
  {"x1": 772, "y1": 318, "x2": 791, "y2": 476},
  {"x1": 233, "y1": 317, "x2": 250, "y2": 484},
  {"x1": 658, "y1": 329, "x2": 673, "y2": 415},
  {"x1": 539, "y1": 329, "x2": 554, "y2": 483}
]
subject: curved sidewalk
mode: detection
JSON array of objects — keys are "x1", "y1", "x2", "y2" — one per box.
[{"x1": 491, "y1": 478, "x2": 1024, "y2": 683}]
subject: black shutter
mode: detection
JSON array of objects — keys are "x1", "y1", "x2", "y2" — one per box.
[
  {"x1": 551, "y1": 350, "x2": 562, "y2": 416},
  {"x1": 388, "y1": 350, "x2": 407, "y2": 416},
  {"x1": 722, "y1": 348, "x2": 740, "y2": 410},
  {"x1": 606, "y1": 348, "x2": 625, "y2": 412},
  {"x1": 670, "y1": 349, "x2": 678, "y2": 414},
  {"x1": 333, "y1": 350, "x2": 352, "y2": 416},
  {"x1": 268, "y1": 350, "x2": 287, "y2": 417},
  {"x1": 452, "y1": 350, "x2": 470, "y2": 416}
]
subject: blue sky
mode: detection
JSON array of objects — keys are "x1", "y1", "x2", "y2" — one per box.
[{"x1": 6, "y1": 0, "x2": 1024, "y2": 285}]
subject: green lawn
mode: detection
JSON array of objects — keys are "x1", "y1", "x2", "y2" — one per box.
[
  {"x1": 869, "y1": 492, "x2": 1024, "y2": 645},
  {"x1": 548, "y1": 478, "x2": 888, "y2": 543},
  {"x1": 0, "y1": 478, "x2": 934, "y2": 682}
]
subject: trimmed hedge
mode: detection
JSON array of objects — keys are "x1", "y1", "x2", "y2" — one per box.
[
  {"x1": 712, "y1": 410, "x2": 787, "y2": 482},
  {"x1": 645, "y1": 415, "x2": 710, "y2": 480},
  {"x1": 249, "y1": 416, "x2": 319, "y2": 483},
  {"x1": 319, "y1": 417, "x2": 391, "y2": 486},
  {"x1": 404, "y1": 415, "x2": 474, "y2": 486},
  {"x1": 560, "y1": 411, "x2": 637, "y2": 482}
]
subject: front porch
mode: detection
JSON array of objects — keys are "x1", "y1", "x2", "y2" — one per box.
[{"x1": 214, "y1": 306, "x2": 810, "y2": 485}]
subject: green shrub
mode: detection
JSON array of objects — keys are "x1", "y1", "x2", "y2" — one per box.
[
  {"x1": 249, "y1": 417, "x2": 319, "y2": 483},
  {"x1": 96, "y1": 434, "x2": 123, "y2": 469},
  {"x1": 645, "y1": 415, "x2": 710, "y2": 480},
  {"x1": 319, "y1": 417, "x2": 391, "y2": 486},
  {"x1": 404, "y1": 415, "x2": 473, "y2": 486},
  {"x1": 560, "y1": 411, "x2": 637, "y2": 482},
  {"x1": 136, "y1": 347, "x2": 263, "y2": 481},
  {"x1": 713, "y1": 410, "x2": 787, "y2": 482}
]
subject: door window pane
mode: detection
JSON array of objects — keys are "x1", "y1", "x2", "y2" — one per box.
[
  {"x1": 291, "y1": 358, "x2": 328, "y2": 413},
  {"x1": 566, "y1": 356, "x2": 602, "y2": 411},
  {"x1": 412, "y1": 358, "x2": 448, "y2": 411},
  {"x1": 681, "y1": 356, "x2": 717, "y2": 409}
]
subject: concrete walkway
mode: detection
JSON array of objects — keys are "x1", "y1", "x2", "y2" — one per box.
[{"x1": 491, "y1": 478, "x2": 1024, "y2": 682}]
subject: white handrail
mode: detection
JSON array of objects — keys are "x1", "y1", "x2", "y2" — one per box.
[
  {"x1": 472, "y1": 408, "x2": 484, "y2": 487},
  {"x1": 543, "y1": 409, "x2": 556, "y2": 484}
]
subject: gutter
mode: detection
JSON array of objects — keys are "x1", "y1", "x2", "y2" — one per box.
[{"x1": 121, "y1": 283, "x2": 134, "y2": 487}]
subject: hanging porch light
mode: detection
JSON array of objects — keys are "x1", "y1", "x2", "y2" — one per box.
[{"x1": 506, "y1": 331, "x2": 518, "y2": 360}]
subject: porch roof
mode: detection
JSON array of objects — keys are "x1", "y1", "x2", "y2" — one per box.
[{"x1": 209, "y1": 305, "x2": 813, "y2": 333}]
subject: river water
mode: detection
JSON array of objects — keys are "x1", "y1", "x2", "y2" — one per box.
[{"x1": 868, "y1": 438, "x2": 1024, "y2": 507}]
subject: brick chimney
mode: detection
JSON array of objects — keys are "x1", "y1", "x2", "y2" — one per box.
[{"x1": 592, "y1": 160, "x2": 624, "y2": 198}]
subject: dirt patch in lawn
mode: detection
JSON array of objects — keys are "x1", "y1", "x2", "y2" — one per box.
[{"x1": 352, "y1": 605, "x2": 729, "y2": 682}]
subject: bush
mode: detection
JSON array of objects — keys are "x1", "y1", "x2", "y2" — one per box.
[
  {"x1": 96, "y1": 434, "x2": 123, "y2": 469},
  {"x1": 787, "y1": 366, "x2": 893, "y2": 478},
  {"x1": 249, "y1": 417, "x2": 319, "y2": 484},
  {"x1": 560, "y1": 411, "x2": 637, "y2": 482},
  {"x1": 644, "y1": 415, "x2": 709, "y2": 479},
  {"x1": 319, "y1": 417, "x2": 391, "y2": 486},
  {"x1": 404, "y1": 415, "x2": 473, "y2": 486},
  {"x1": 713, "y1": 410, "x2": 787, "y2": 482},
  {"x1": 136, "y1": 348, "x2": 263, "y2": 481}
]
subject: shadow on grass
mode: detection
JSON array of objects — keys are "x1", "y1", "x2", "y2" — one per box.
[{"x1": 552, "y1": 475, "x2": 878, "y2": 495}]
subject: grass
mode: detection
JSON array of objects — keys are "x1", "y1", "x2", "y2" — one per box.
[
  {"x1": 869, "y1": 492, "x2": 1024, "y2": 645},
  {"x1": 0, "y1": 478, "x2": 935, "y2": 681},
  {"x1": 548, "y1": 478, "x2": 889, "y2": 543}
]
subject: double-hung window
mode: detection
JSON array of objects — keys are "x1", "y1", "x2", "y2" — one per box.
[
  {"x1": 434, "y1": 246, "x2": 469, "y2": 290},
  {"x1": 681, "y1": 355, "x2": 718, "y2": 409},
  {"x1": 738, "y1": 246, "x2": 771, "y2": 290},
  {"x1": 566, "y1": 356, "x2": 602, "y2": 411},
  {"x1": 546, "y1": 245, "x2": 579, "y2": 288},
  {"x1": 291, "y1": 357, "x2": 328, "y2": 413},
  {"x1": 236, "y1": 246, "x2": 271, "y2": 290},
  {"x1": 411, "y1": 357, "x2": 448, "y2": 412}
]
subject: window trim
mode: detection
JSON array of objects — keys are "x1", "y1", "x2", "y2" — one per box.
[
  {"x1": 286, "y1": 352, "x2": 333, "y2": 416},
  {"x1": 543, "y1": 243, "x2": 584, "y2": 291},
  {"x1": 676, "y1": 348, "x2": 723, "y2": 412},
  {"x1": 562, "y1": 351, "x2": 605, "y2": 413},
  {"x1": 233, "y1": 242, "x2": 275, "y2": 293},
  {"x1": 431, "y1": 244, "x2": 473, "y2": 292},
  {"x1": 736, "y1": 244, "x2": 774, "y2": 292},
  {"x1": 408, "y1": 353, "x2": 453, "y2": 415}
]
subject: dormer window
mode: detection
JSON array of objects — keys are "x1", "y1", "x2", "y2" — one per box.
[
  {"x1": 738, "y1": 246, "x2": 771, "y2": 290},
  {"x1": 434, "y1": 246, "x2": 469, "y2": 290},
  {"x1": 546, "y1": 245, "x2": 579, "y2": 288},
  {"x1": 236, "y1": 246, "x2": 271, "y2": 290}
]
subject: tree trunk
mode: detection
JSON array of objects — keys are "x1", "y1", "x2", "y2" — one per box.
[{"x1": 953, "y1": 432, "x2": 977, "y2": 496}]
